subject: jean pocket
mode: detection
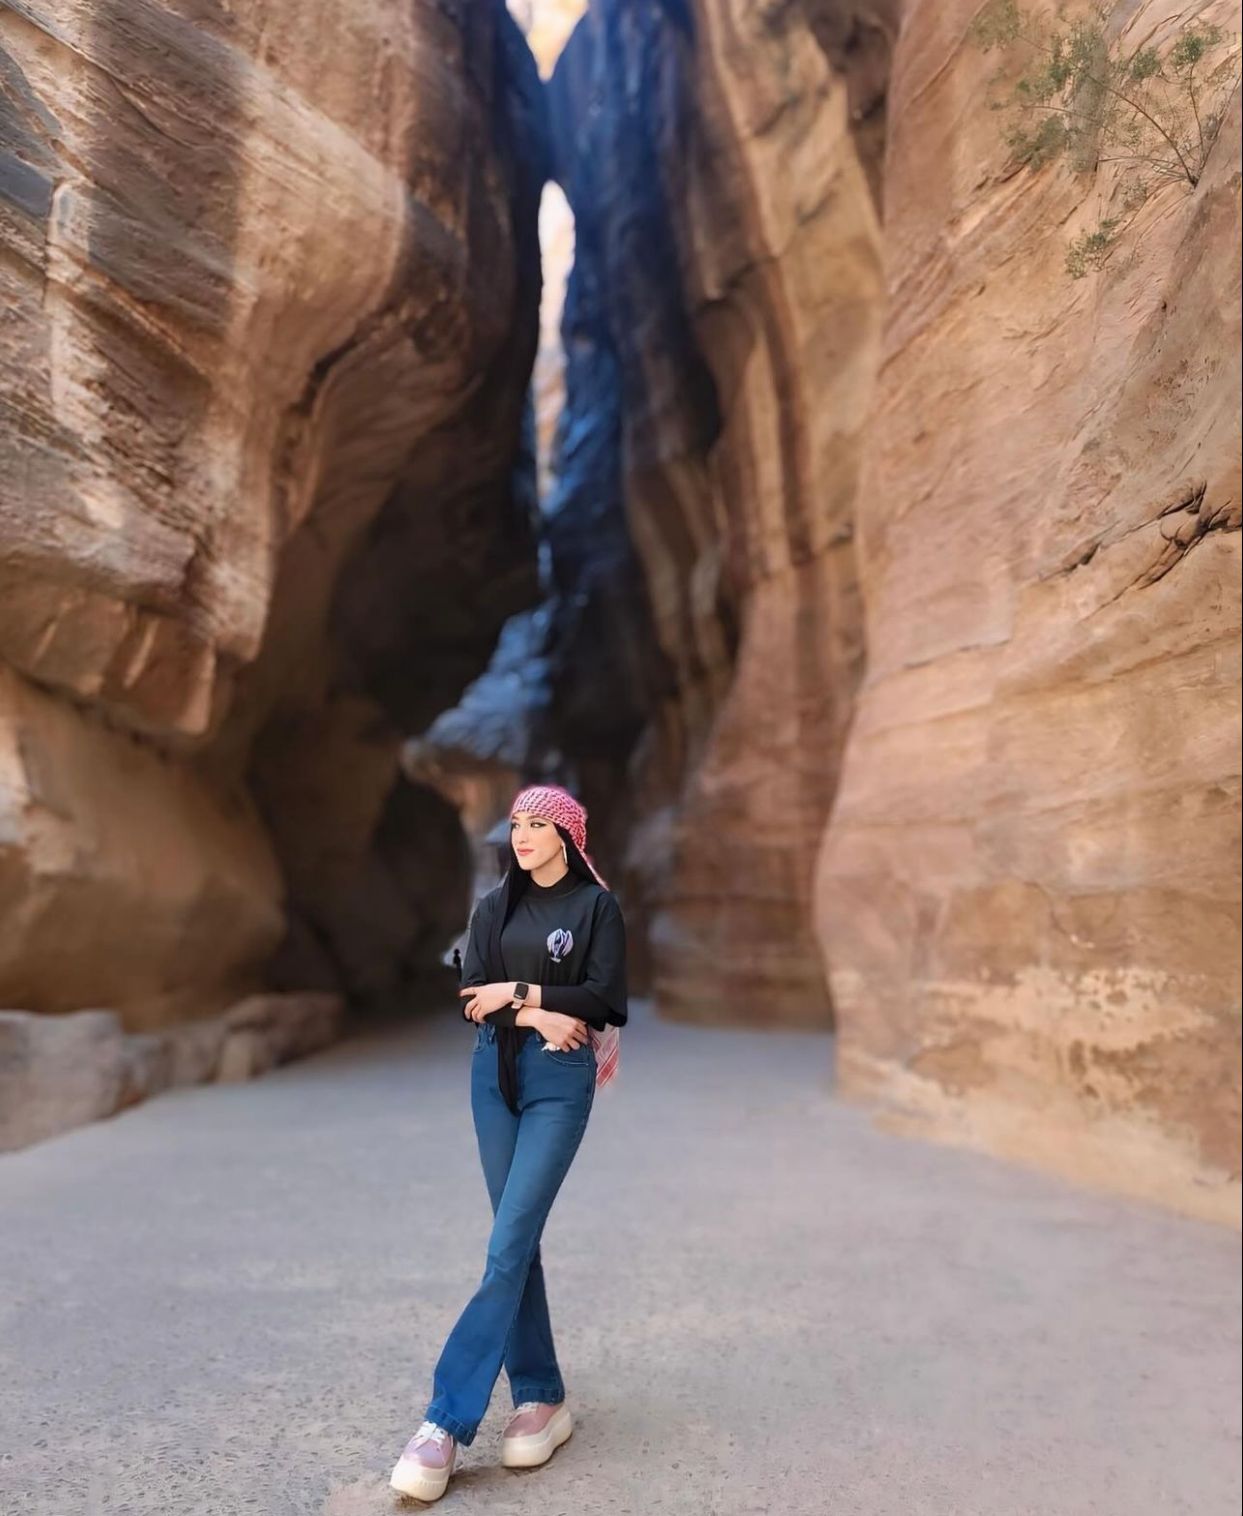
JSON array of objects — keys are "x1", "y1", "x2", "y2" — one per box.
[{"x1": 543, "y1": 1042, "x2": 593, "y2": 1065}]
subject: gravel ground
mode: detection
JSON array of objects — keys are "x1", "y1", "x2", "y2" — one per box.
[{"x1": 1, "y1": 999, "x2": 1239, "y2": 1516}]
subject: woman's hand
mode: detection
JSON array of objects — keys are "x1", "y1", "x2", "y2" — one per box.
[
  {"x1": 531, "y1": 1010, "x2": 590, "y2": 1051},
  {"x1": 459, "y1": 983, "x2": 518, "y2": 1022}
]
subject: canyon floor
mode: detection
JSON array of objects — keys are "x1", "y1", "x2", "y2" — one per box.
[{"x1": 0, "y1": 1001, "x2": 1239, "y2": 1516}]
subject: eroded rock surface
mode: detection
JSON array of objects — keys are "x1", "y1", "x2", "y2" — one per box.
[
  {"x1": 1, "y1": 2, "x2": 544, "y2": 1045},
  {"x1": 551, "y1": 0, "x2": 889, "y2": 1023},
  {"x1": 549, "y1": 0, "x2": 1239, "y2": 1219},
  {"x1": 0, "y1": 992, "x2": 341, "y2": 1148},
  {"x1": 816, "y1": 0, "x2": 1242, "y2": 1222}
]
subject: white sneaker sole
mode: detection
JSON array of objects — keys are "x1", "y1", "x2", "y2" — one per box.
[
  {"x1": 500, "y1": 1403, "x2": 573, "y2": 1469},
  {"x1": 389, "y1": 1452, "x2": 454, "y2": 1502}
]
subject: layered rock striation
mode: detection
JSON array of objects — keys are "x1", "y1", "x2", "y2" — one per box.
[
  {"x1": 817, "y1": 0, "x2": 1242, "y2": 1221},
  {"x1": 3, "y1": 0, "x2": 1239, "y2": 1219},
  {"x1": 550, "y1": 0, "x2": 1239, "y2": 1219},
  {"x1": 0, "y1": 0, "x2": 546, "y2": 1133},
  {"x1": 550, "y1": 0, "x2": 890, "y2": 1023}
]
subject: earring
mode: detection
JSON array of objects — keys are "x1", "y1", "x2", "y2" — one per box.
[{"x1": 561, "y1": 843, "x2": 568, "y2": 863}]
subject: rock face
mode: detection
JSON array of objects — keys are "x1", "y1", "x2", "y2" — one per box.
[
  {"x1": 3, "y1": 0, "x2": 1238, "y2": 1221},
  {"x1": 0, "y1": 663, "x2": 283, "y2": 1026},
  {"x1": 1, "y1": 3, "x2": 545, "y2": 1039},
  {"x1": 816, "y1": 0, "x2": 1241, "y2": 1222},
  {"x1": 551, "y1": 1, "x2": 891, "y2": 1023},
  {"x1": 0, "y1": 1010, "x2": 125, "y2": 1149},
  {"x1": 0, "y1": 995, "x2": 342, "y2": 1150},
  {"x1": 0, "y1": 994, "x2": 339, "y2": 1146},
  {"x1": 553, "y1": 0, "x2": 1238, "y2": 1219}
]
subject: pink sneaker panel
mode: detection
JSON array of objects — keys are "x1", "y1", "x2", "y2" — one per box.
[
  {"x1": 403, "y1": 1429, "x2": 456, "y2": 1471},
  {"x1": 503, "y1": 1402, "x2": 563, "y2": 1438}
]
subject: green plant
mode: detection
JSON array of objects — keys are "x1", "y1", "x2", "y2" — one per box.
[
  {"x1": 1064, "y1": 217, "x2": 1119, "y2": 276},
  {"x1": 971, "y1": 2, "x2": 1241, "y2": 276}
]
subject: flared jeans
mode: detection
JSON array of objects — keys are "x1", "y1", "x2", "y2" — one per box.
[{"x1": 425, "y1": 1020, "x2": 596, "y2": 1445}]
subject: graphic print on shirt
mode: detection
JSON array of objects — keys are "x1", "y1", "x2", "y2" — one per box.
[{"x1": 546, "y1": 928, "x2": 574, "y2": 963}]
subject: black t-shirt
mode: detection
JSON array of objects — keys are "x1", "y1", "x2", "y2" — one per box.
[{"x1": 460, "y1": 869, "x2": 628, "y2": 1040}]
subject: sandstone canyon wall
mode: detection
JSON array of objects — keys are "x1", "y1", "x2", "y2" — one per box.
[
  {"x1": 553, "y1": 0, "x2": 1239, "y2": 1220},
  {"x1": 2, "y1": 0, "x2": 1239, "y2": 1221},
  {"x1": 0, "y1": 0, "x2": 546, "y2": 1141},
  {"x1": 817, "y1": 0, "x2": 1242, "y2": 1223},
  {"x1": 551, "y1": 0, "x2": 893, "y2": 1025}
]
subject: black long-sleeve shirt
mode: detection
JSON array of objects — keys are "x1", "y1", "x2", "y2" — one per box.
[{"x1": 460, "y1": 869, "x2": 628, "y2": 1039}]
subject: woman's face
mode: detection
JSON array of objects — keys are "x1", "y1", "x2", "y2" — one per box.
[{"x1": 510, "y1": 810, "x2": 562, "y2": 872}]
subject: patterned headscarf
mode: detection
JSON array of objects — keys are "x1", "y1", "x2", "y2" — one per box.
[
  {"x1": 509, "y1": 784, "x2": 609, "y2": 888},
  {"x1": 508, "y1": 783, "x2": 621, "y2": 1089}
]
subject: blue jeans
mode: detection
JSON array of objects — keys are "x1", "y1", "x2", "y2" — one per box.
[{"x1": 425, "y1": 1020, "x2": 596, "y2": 1444}]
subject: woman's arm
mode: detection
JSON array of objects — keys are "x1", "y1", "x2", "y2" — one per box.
[
  {"x1": 477, "y1": 983, "x2": 547, "y2": 1024},
  {"x1": 466, "y1": 891, "x2": 627, "y2": 1040},
  {"x1": 459, "y1": 891, "x2": 549, "y2": 1023},
  {"x1": 534, "y1": 985, "x2": 613, "y2": 1030},
  {"x1": 476, "y1": 982, "x2": 607, "y2": 1028},
  {"x1": 483, "y1": 1004, "x2": 519, "y2": 1026}
]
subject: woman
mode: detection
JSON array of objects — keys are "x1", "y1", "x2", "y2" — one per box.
[{"x1": 390, "y1": 783, "x2": 627, "y2": 1503}]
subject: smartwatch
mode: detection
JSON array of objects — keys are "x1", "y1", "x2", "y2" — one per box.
[{"x1": 512, "y1": 981, "x2": 530, "y2": 1008}]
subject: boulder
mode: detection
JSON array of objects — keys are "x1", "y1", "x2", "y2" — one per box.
[
  {"x1": 0, "y1": 1009, "x2": 125, "y2": 1150},
  {"x1": 216, "y1": 994, "x2": 344, "y2": 1084}
]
